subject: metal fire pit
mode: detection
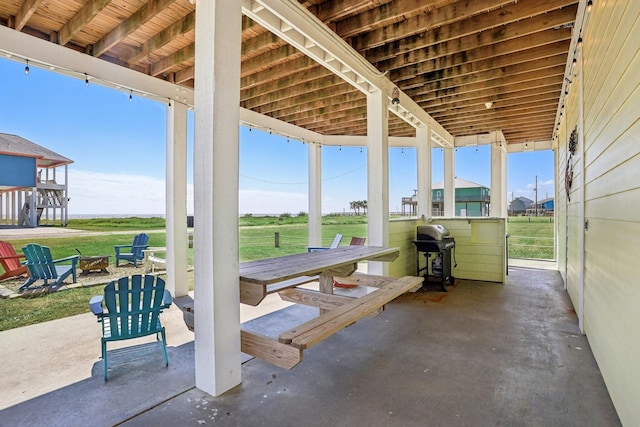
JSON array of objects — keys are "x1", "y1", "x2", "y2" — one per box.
[{"x1": 79, "y1": 256, "x2": 110, "y2": 274}]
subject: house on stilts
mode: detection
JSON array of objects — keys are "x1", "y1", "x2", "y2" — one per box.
[{"x1": 0, "y1": 133, "x2": 72, "y2": 227}]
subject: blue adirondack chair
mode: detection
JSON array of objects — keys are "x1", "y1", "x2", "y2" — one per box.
[
  {"x1": 307, "y1": 233, "x2": 343, "y2": 252},
  {"x1": 20, "y1": 243, "x2": 79, "y2": 291},
  {"x1": 90, "y1": 274, "x2": 172, "y2": 380},
  {"x1": 114, "y1": 233, "x2": 149, "y2": 266}
]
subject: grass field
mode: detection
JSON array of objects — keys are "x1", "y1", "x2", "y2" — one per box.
[
  {"x1": 1, "y1": 214, "x2": 552, "y2": 331},
  {"x1": 0, "y1": 216, "x2": 367, "y2": 331},
  {"x1": 507, "y1": 216, "x2": 555, "y2": 260}
]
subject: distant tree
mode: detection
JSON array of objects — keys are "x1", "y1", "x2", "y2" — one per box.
[
  {"x1": 350, "y1": 201, "x2": 358, "y2": 215},
  {"x1": 349, "y1": 200, "x2": 367, "y2": 215}
]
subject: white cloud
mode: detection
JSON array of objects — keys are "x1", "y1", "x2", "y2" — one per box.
[
  {"x1": 68, "y1": 170, "x2": 314, "y2": 216},
  {"x1": 68, "y1": 170, "x2": 168, "y2": 215},
  {"x1": 239, "y1": 189, "x2": 307, "y2": 215}
]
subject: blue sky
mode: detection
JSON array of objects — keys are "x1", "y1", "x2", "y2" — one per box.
[{"x1": 0, "y1": 57, "x2": 554, "y2": 216}]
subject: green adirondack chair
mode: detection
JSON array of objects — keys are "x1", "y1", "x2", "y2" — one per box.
[
  {"x1": 20, "y1": 243, "x2": 78, "y2": 291},
  {"x1": 114, "y1": 233, "x2": 149, "y2": 267},
  {"x1": 90, "y1": 275, "x2": 172, "y2": 380}
]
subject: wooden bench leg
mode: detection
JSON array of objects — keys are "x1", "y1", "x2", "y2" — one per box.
[{"x1": 241, "y1": 329, "x2": 302, "y2": 370}]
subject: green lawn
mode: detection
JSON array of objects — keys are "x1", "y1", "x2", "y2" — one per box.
[
  {"x1": 1, "y1": 214, "x2": 551, "y2": 331},
  {"x1": 507, "y1": 216, "x2": 555, "y2": 260},
  {"x1": 0, "y1": 216, "x2": 367, "y2": 331}
]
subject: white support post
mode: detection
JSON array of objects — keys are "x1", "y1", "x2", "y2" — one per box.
[
  {"x1": 308, "y1": 142, "x2": 322, "y2": 247},
  {"x1": 64, "y1": 165, "x2": 69, "y2": 225},
  {"x1": 166, "y1": 101, "x2": 189, "y2": 298},
  {"x1": 443, "y1": 147, "x2": 455, "y2": 217},
  {"x1": 367, "y1": 89, "x2": 389, "y2": 275},
  {"x1": 416, "y1": 125, "x2": 431, "y2": 220},
  {"x1": 193, "y1": 0, "x2": 242, "y2": 396},
  {"x1": 29, "y1": 189, "x2": 37, "y2": 227},
  {"x1": 490, "y1": 140, "x2": 508, "y2": 218}
]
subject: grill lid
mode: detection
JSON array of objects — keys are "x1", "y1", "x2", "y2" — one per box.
[{"x1": 417, "y1": 224, "x2": 450, "y2": 241}]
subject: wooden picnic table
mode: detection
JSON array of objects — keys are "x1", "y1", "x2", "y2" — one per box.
[
  {"x1": 238, "y1": 246, "x2": 423, "y2": 369},
  {"x1": 239, "y1": 245, "x2": 399, "y2": 306}
]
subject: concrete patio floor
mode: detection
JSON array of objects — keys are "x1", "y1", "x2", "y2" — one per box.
[{"x1": 0, "y1": 266, "x2": 620, "y2": 426}]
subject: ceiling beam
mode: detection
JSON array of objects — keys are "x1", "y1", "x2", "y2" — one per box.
[
  {"x1": 243, "y1": 0, "x2": 454, "y2": 141},
  {"x1": 241, "y1": 65, "x2": 333, "y2": 101},
  {"x1": 412, "y1": 64, "x2": 566, "y2": 100},
  {"x1": 92, "y1": 0, "x2": 176, "y2": 58},
  {"x1": 150, "y1": 43, "x2": 194, "y2": 77},
  {"x1": 366, "y1": 6, "x2": 576, "y2": 66},
  {"x1": 14, "y1": 0, "x2": 44, "y2": 31},
  {"x1": 372, "y1": 6, "x2": 577, "y2": 76},
  {"x1": 121, "y1": 11, "x2": 195, "y2": 65},
  {"x1": 433, "y1": 97, "x2": 560, "y2": 121},
  {"x1": 352, "y1": 0, "x2": 515, "y2": 50},
  {"x1": 334, "y1": 0, "x2": 443, "y2": 39},
  {"x1": 242, "y1": 76, "x2": 351, "y2": 110},
  {"x1": 404, "y1": 41, "x2": 569, "y2": 101},
  {"x1": 241, "y1": 45, "x2": 303, "y2": 77},
  {"x1": 313, "y1": 0, "x2": 393, "y2": 24},
  {"x1": 403, "y1": 53, "x2": 567, "y2": 93},
  {"x1": 58, "y1": 0, "x2": 113, "y2": 46},
  {"x1": 390, "y1": 34, "x2": 572, "y2": 86},
  {"x1": 0, "y1": 24, "x2": 191, "y2": 105},
  {"x1": 242, "y1": 55, "x2": 318, "y2": 89}
]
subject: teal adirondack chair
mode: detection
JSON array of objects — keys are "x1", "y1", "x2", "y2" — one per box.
[
  {"x1": 114, "y1": 233, "x2": 149, "y2": 266},
  {"x1": 307, "y1": 233, "x2": 343, "y2": 252},
  {"x1": 20, "y1": 244, "x2": 79, "y2": 291},
  {"x1": 90, "y1": 275, "x2": 172, "y2": 380}
]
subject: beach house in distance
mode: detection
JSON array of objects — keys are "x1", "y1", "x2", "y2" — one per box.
[
  {"x1": 0, "y1": 133, "x2": 72, "y2": 227},
  {"x1": 402, "y1": 177, "x2": 490, "y2": 217}
]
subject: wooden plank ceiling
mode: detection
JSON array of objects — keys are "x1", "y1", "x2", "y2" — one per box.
[{"x1": 0, "y1": 0, "x2": 578, "y2": 144}]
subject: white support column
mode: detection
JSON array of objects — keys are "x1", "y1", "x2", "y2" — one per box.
[
  {"x1": 166, "y1": 101, "x2": 189, "y2": 297},
  {"x1": 193, "y1": 0, "x2": 242, "y2": 396},
  {"x1": 443, "y1": 147, "x2": 455, "y2": 217},
  {"x1": 308, "y1": 142, "x2": 322, "y2": 247},
  {"x1": 29, "y1": 189, "x2": 37, "y2": 226},
  {"x1": 416, "y1": 125, "x2": 431, "y2": 220},
  {"x1": 367, "y1": 89, "x2": 389, "y2": 275},
  {"x1": 490, "y1": 140, "x2": 508, "y2": 218}
]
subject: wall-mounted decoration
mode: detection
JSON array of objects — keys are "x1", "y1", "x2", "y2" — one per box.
[
  {"x1": 569, "y1": 126, "x2": 578, "y2": 155},
  {"x1": 565, "y1": 126, "x2": 578, "y2": 201}
]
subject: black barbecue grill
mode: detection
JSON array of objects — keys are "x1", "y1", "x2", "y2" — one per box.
[{"x1": 412, "y1": 225, "x2": 456, "y2": 291}]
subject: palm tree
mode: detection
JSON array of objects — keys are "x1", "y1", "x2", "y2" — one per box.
[{"x1": 350, "y1": 200, "x2": 358, "y2": 215}]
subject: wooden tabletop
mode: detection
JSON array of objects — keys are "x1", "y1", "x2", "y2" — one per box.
[{"x1": 239, "y1": 246, "x2": 399, "y2": 285}]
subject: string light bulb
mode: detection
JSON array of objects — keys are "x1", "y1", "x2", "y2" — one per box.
[
  {"x1": 587, "y1": 0, "x2": 593, "y2": 13},
  {"x1": 577, "y1": 37, "x2": 583, "y2": 49},
  {"x1": 24, "y1": 60, "x2": 29, "y2": 75},
  {"x1": 129, "y1": 90, "x2": 133, "y2": 102},
  {"x1": 85, "y1": 73, "x2": 89, "y2": 87}
]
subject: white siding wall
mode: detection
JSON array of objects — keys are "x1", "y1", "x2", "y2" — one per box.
[
  {"x1": 389, "y1": 218, "x2": 423, "y2": 277},
  {"x1": 564, "y1": 71, "x2": 583, "y2": 313},
  {"x1": 431, "y1": 218, "x2": 506, "y2": 283},
  {"x1": 557, "y1": 1, "x2": 640, "y2": 423}
]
